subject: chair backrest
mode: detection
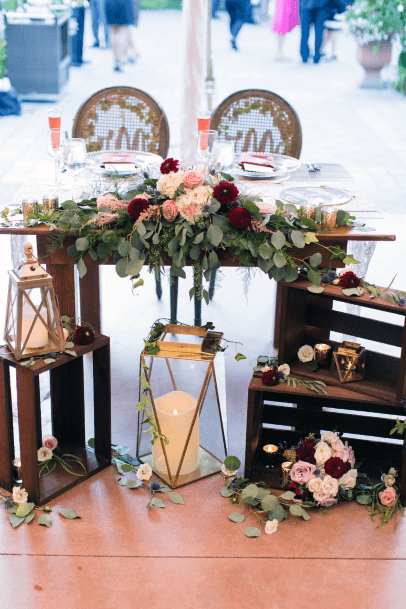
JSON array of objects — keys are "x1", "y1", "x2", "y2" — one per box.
[
  {"x1": 210, "y1": 89, "x2": 302, "y2": 159},
  {"x1": 72, "y1": 86, "x2": 170, "y2": 157}
]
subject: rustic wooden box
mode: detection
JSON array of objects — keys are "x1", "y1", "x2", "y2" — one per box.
[
  {"x1": 278, "y1": 279, "x2": 406, "y2": 404},
  {"x1": 0, "y1": 336, "x2": 111, "y2": 505},
  {"x1": 245, "y1": 375, "x2": 406, "y2": 505}
]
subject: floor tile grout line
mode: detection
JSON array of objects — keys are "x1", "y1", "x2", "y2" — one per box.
[{"x1": 0, "y1": 554, "x2": 405, "y2": 561}]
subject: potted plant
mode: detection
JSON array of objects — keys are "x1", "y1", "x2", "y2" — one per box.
[{"x1": 346, "y1": 0, "x2": 406, "y2": 88}]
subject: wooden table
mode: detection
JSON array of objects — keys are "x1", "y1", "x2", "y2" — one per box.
[{"x1": 1, "y1": 164, "x2": 395, "y2": 334}]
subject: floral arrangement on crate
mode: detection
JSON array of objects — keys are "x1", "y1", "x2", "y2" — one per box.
[
  {"x1": 38, "y1": 434, "x2": 87, "y2": 478},
  {"x1": 220, "y1": 435, "x2": 402, "y2": 536},
  {"x1": 255, "y1": 355, "x2": 328, "y2": 394},
  {"x1": 346, "y1": 0, "x2": 406, "y2": 46},
  {"x1": 26, "y1": 158, "x2": 357, "y2": 298},
  {"x1": 89, "y1": 438, "x2": 185, "y2": 509}
]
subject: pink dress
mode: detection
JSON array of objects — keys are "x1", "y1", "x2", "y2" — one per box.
[{"x1": 272, "y1": 0, "x2": 299, "y2": 35}]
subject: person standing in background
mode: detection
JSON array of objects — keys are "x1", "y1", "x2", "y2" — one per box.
[
  {"x1": 89, "y1": 0, "x2": 109, "y2": 48},
  {"x1": 105, "y1": 0, "x2": 135, "y2": 71},
  {"x1": 269, "y1": 0, "x2": 299, "y2": 60},
  {"x1": 126, "y1": 0, "x2": 141, "y2": 63},
  {"x1": 225, "y1": 0, "x2": 250, "y2": 50},
  {"x1": 299, "y1": 0, "x2": 329, "y2": 63}
]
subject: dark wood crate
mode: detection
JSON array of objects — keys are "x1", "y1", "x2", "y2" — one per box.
[
  {"x1": 0, "y1": 336, "x2": 111, "y2": 505},
  {"x1": 245, "y1": 376, "x2": 406, "y2": 505},
  {"x1": 278, "y1": 279, "x2": 406, "y2": 404}
]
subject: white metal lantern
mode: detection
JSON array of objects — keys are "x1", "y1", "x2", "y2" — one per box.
[{"x1": 4, "y1": 242, "x2": 65, "y2": 360}]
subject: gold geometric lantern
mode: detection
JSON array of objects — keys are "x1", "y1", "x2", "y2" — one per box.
[
  {"x1": 4, "y1": 242, "x2": 65, "y2": 360},
  {"x1": 137, "y1": 324, "x2": 227, "y2": 489},
  {"x1": 331, "y1": 341, "x2": 366, "y2": 383}
]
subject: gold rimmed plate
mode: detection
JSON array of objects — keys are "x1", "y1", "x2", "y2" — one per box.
[{"x1": 279, "y1": 186, "x2": 352, "y2": 206}]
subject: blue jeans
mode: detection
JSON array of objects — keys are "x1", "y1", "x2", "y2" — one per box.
[
  {"x1": 90, "y1": 0, "x2": 109, "y2": 46},
  {"x1": 300, "y1": 8, "x2": 329, "y2": 63}
]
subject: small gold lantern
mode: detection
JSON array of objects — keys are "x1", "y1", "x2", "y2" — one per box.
[
  {"x1": 331, "y1": 341, "x2": 365, "y2": 383},
  {"x1": 137, "y1": 324, "x2": 227, "y2": 489},
  {"x1": 4, "y1": 243, "x2": 65, "y2": 360}
]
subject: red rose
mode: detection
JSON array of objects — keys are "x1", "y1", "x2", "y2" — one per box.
[
  {"x1": 74, "y1": 325, "x2": 95, "y2": 345},
  {"x1": 289, "y1": 482, "x2": 298, "y2": 490},
  {"x1": 338, "y1": 271, "x2": 361, "y2": 289},
  {"x1": 262, "y1": 369, "x2": 279, "y2": 386},
  {"x1": 296, "y1": 446, "x2": 316, "y2": 465},
  {"x1": 228, "y1": 207, "x2": 251, "y2": 230},
  {"x1": 294, "y1": 489, "x2": 302, "y2": 497},
  {"x1": 324, "y1": 456, "x2": 351, "y2": 479},
  {"x1": 302, "y1": 437, "x2": 316, "y2": 448},
  {"x1": 213, "y1": 181, "x2": 239, "y2": 205},
  {"x1": 128, "y1": 198, "x2": 150, "y2": 220},
  {"x1": 160, "y1": 158, "x2": 179, "y2": 174}
]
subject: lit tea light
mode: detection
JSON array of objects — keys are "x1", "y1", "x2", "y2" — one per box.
[
  {"x1": 314, "y1": 343, "x2": 332, "y2": 368},
  {"x1": 263, "y1": 444, "x2": 279, "y2": 469},
  {"x1": 321, "y1": 206, "x2": 338, "y2": 229},
  {"x1": 263, "y1": 444, "x2": 279, "y2": 454},
  {"x1": 12, "y1": 458, "x2": 22, "y2": 482},
  {"x1": 281, "y1": 461, "x2": 293, "y2": 485}
]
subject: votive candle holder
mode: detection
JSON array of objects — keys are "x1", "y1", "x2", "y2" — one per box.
[
  {"x1": 321, "y1": 206, "x2": 338, "y2": 229},
  {"x1": 21, "y1": 199, "x2": 39, "y2": 218},
  {"x1": 314, "y1": 343, "x2": 332, "y2": 368}
]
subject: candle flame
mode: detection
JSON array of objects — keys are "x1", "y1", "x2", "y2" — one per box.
[{"x1": 173, "y1": 409, "x2": 178, "y2": 415}]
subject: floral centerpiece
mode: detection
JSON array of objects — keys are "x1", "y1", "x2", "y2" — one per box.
[
  {"x1": 30, "y1": 158, "x2": 357, "y2": 300},
  {"x1": 346, "y1": 0, "x2": 406, "y2": 45}
]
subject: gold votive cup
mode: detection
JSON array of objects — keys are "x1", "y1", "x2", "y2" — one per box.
[
  {"x1": 314, "y1": 343, "x2": 332, "y2": 368},
  {"x1": 12, "y1": 458, "x2": 22, "y2": 482},
  {"x1": 21, "y1": 199, "x2": 38, "y2": 218},
  {"x1": 300, "y1": 203, "x2": 317, "y2": 220},
  {"x1": 42, "y1": 194, "x2": 59, "y2": 213},
  {"x1": 281, "y1": 461, "x2": 293, "y2": 485},
  {"x1": 321, "y1": 206, "x2": 338, "y2": 229}
]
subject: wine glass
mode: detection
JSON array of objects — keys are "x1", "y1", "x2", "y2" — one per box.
[
  {"x1": 46, "y1": 129, "x2": 64, "y2": 188},
  {"x1": 212, "y1": 140, "x2": 235, "y2": 173},
  {"x1": 63, "y1": 138, "x2": 87, "y2": 182},
  {"x1": 196, "y1": 130, "x2": 219, "y2": 170}
]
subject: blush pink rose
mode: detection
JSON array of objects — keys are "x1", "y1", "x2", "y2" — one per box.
[
  {"x1": 135, "y1": 192, "x2": 152, "y2": 200},
  {"x1": 318, "y1": 496, "x2": 338, "y2": 507},
  {"x1": 331, "y1": 438, "x2": 345, "y2": 452},
  {"x1": 379, "y1": 486, "x2": 397, "y2": 507},
  {"x1": 162, "y1": 200, "x2": 178, "y2": 222},
  {"x1": 335, "y1": 448, "x2": 350, "y2": 463},
  {"x1": 96, "y1": 193, "x2": 118, "y2": 208},
  {"x1": 344, "y1": 441, "x2": 355, "y2": 467},
  {"x1": 290, "y1": 460, "x2": 317, "y2": 484},
  {"x1": 183, "y1": 170, "x2": 204, "y2": 189},
  {"x1": 42, "y1": 434, "x2": 58, "y2": 450}
]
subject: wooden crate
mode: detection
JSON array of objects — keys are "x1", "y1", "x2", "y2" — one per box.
[
  {"x1": 0, "y1": 336, "x2": 111, "y2": 505},
  {"x1": 278, "y1": 279, "x2": 406, "y2": 404},
  {"x1": 245, "y1": 375, "x2": 406, "y2": 504}
]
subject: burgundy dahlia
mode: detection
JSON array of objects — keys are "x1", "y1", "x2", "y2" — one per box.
[
  {"x1": 128, "y1": 198, "x2": 150, "y2": 220},
  {"x1": 338, "y1": 271, "x2": 361, "y2": 289},
  {"x1": 160, "y1": 158, "x2": 179, "y2": 174},
  {"x1": 74, "y1": 325, "x2": 95, "y2": 345},
  {"x1": 213, "y1": 181, "x2": 239, "y2": 205},
  {"x1": 228, "y1": 207, "x2": 251, "y2": 230},
  {"x1": 324, "y1": 456, "x2": 351, "y2": 479},
  {"x1": 262, "y1": 369, "x2": 280, "y2": 387}
]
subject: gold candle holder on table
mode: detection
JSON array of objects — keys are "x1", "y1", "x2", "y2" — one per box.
[
  {"x1": 21, "y1": 199, "x2": 38, "y2": 218},
  {"x1": 331, "y1": 341, "x2": 366, "y2": 383},
  {"x1": 300, "y1": 203, "x2": 317, "y2": 220},
  {"x1": 314, "y1": 343, "x2": 332, "y2": 368},
  {"x1": 281, "y1": 461, "x2": 293, "y2": 485},
  {"x1": 12, "y1": 458, "x2": 22, "y2": 482},
  {"x1": 263, "y1": 444, "x2": 279, "y2": 469},
  {"x1": 321, "y1": 206, "x2": 338, "y2": 229},
  {"x1": 42, "y1": 194, "x2": 59, "y2": 214}
]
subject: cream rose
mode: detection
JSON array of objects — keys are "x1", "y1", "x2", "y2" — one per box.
[
  {"x1": 278, "y1": 364, "x2": 290, "y2": 377},
  {"x1": 38, "y1": 447, "x2": 53, "y2": 462},
  {"x1": 42, "y1": 434, "x2": 58, "y2": 450},
  {"x1": 221, "y1": 464, "x2": 238, "y2": 478},
  {"x1": 321, "y1": 432, "x2": 338, "y2": 444},
  {"x1": 183, "y1": 170, "x2": 204, "y2": 189},
  {"x1": 389, "y1": 468, "x2": 397, "y2": 477},
  {"x1": 321, "y1": 475, "x2": 339, "y2": 498},
  {"x1": 290, "y1": 461, "x2": 316, "y2": 484},
  {"x1": 265, "y1": 519, "x2": 278, "y2": 534},
  {"x1": 307, "y1": 477, "x2": 323, "y2": 493},
  {"x1": 314, "y1": 441, "x2": 332, "y2": 464},
  {"x1": 382, "y1": 474, "x2": 396, "y2": 487},
  {"x1": 262, "y1": 365, "x2": 271, "y2": 373},
  {"x1": 297, "y1": 345, "x2": 314, "y2": 363},
  {"x1": 12, "y1": 486, "x2": 28, "y2": 504},
  {"x1": 338, "y1": 469, "x2": 358, "y2": 490},
  {"x1": 136, "y1": 463, "x2": 153, "y2": 481},
  {"x1": 313, "y1": 490, "x2": 329, "y2": 504}
]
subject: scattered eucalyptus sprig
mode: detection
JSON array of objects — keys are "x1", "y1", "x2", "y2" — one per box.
[{"x1": 0, "y1": 493, "x2": 80, "y2": 529}]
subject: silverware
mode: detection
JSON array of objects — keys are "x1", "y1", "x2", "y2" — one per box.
[{"x1": 306, "y1": 164, "x2": 321, "y2": 172}]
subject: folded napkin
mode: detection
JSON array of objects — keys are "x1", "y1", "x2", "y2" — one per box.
[
  {"x1": 101, "y1": 152, "x2": 138, "y2": 171},
  {"x1": 239, "y1": 153, "x2": 276, "y2": 173}
]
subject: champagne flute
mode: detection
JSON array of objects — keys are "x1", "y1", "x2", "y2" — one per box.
[
  {"x1": 196, "y1": 130, "x2": 219, "y2": 171},
  {"x1": 46, "y1": 129, "x2": 64, "y2": 187},
  {"x1": 48, "y1": 108, "x2": 61, "y2": 131},
  {"x1": 197, "y1": 109, "x2": 211, "y2": 134}
]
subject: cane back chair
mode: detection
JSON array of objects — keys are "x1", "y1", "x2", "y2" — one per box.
[
  {"x1": 171, "y1": 89, "x2": 302, "y2": 327},
  {"x1": 73, "y1": 87, "x2": 170, "y2": 302}
]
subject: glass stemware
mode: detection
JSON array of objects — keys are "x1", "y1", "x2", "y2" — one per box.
[
  {"x1": 196, "y1": 130, "x2": 219, "y2": 169},
  {"x1": 46, "y1": 129, "x2": 64, "y2": 188},
  {"x1": 212, "y1": 140, "x2": 235, "y2": 173},
  {"x1": 63, "y1": 138, "x2": 87, "y2": 181}
]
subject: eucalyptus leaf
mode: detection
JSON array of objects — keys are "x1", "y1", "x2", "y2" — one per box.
[
  {"x1": 168, "y1": 237, "x2": 180, "y2": 257},
  {"x1": 301, "y1": 509, "x2": 311, "y2": 521},
  {"x1": 126, "y1": 258, "x2": 144, "y2": 276},
  {"x1": 224, "y1": 456, "x2": 241, "y2": 471},
  {"x1": 289, "y1": 503, "x2": 303, "y2": 516},
  {"x1": 307, "y1": 285, "x2": 325, "y2": 294},
  {"x1": 189, "y1": 246, "x2": 201, "y2": 260},
  {"x1": 59, "y1": 508, "x2": 80, "y2": 519},
  {"x1": 267, "y1": 504, "x2": 287, "y2": 523},
  {"x1": 120, "y1": 463, "x2": 134, "y2": 473},
  {"x1": 207, "y1": 224, "x2": 223, "y2": 247},
  {"x1": 257, "y1": 256, "x2": 273, "y2": 274},
  {"x1": 194, "y1": 233, "x2": 204, "y2": 244},
  {"x1": 248, "y1": 242, "x2": 258, "y2": 258},
  {"x1": 9, "y1": 514, "x2": 24, "y2": 528},
  {"x1": 280, "y1": 491, "x2": 295, "y2": 500},
  {"x1": 229, "y1": 512, "x2": 246, "y2": 523},
  {"x1": 271, "y1": 266, "x2": 286, "y2": 281},
  {"x1": 356, "y1": 494, "x2": 372, "y2": 505},
  {"x1": 16, "y1": 502, "x2": 35, "y2": 518},
  {"x1": 291, "y1": 230, "x2": 306, "y2": 248},
  {"x1": 115, "y1": 258, "x2": 128, "y2": 278},
  {"x1": 258, "y1": 242, "x2": 273, "y2": 260},
  {"x1": 168, "y1": 492, "x2": 184, "y2": 505},
  {"x1": 256, "y1": 488, "x2": 271, "y2": 501},
  {"x1": 118, "y1": 240, "x2": 131, "y2": 257},
  {"x1": 173, "y1": 249, "x2": 184, "y2": 268},
  {"x1": 274, "y1": 251, "x2": 286, "y2": 268},
  {"x1": 285, "y1": 266, "x2": 299, "y2": 282},
  {"x1": 37, "y1": 513, "x2": 52, "y2": 527},
  {"x1": 75, "y1": 237, "x2": 89, "y2": 252},
  {"x1": 342, "y1": 288, "x2": 363, "y2": 296},
  {"x1": 24, "y1": 511, "x2": 36, "y2": 524},
  {"x1": 243, "y1": 200, "x2": 260, "y2": 214},
  {"x1": 137, "y1": 222, "x2": 146, "y2": 237},
  {"x1": 271, "y1": 230, "x2": 286, "y2": 250},
  {"x1": 241, "y1": 484, "x2": 259, "y2": 500},
  {"x1": 77, "y1": 258, "x2": 87, "y2": 279},
  {"x1": 243, "y1": 527, "x2": 261, "y2": 538},
  {"x1": 309, "y1": 252, "x2": 322, "y2": 267},
  {"x1": 127, "y1": 479, "x2": 142, "y2": 489},
  {"x1": 307, "y1": 269, "x2": 321, "y2": 287},
  {"x1": 220, "y1": 487, "x2": 234, "y2": 498},
  {"x1": 261, "y1": 494, "x2": 279, "y2": 512},
  {"x1": 151, "y1": 497, "x2": 165, "y2": 508},
  {"x1": 235, "y1": 353, "x2": 246, "y2": 361}
]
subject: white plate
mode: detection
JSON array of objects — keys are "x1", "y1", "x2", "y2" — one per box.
[
  {"x1": 87, "y1": 150, "x2": 163, "y2": 176},
  {"x1": 279, "y1": 186, "x2": 352, "y2": 206},
  {"x1": 233, "y1": 153, "x2": 302, "y2": 179}
]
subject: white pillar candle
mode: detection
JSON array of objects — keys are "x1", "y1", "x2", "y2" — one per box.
[
  {"x1": 22, "y1": 308, "x2": 48, "y2": 349},
  {"x1": 152, "y1": 390, "x2": 199, "y2": 477}
]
